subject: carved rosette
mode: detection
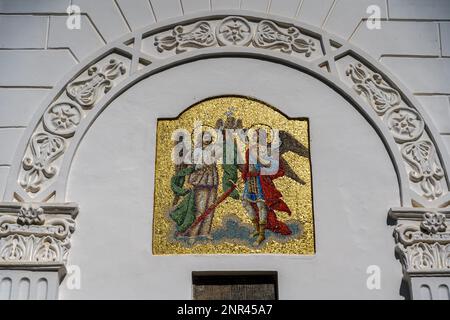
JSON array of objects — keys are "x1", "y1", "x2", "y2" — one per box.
[
  {"x1": 216, "y1": 17, "x2": 252, "y2": 46},
  {"x1": 345, "y1": 63, "x2": 444, "y2": 201},
  {"x1": 384, "y1": 107, "x2": 424, "y2": 143},
  {"x1": 43, "y1": 102, "x2": 82, "y2": 138},
  {"x1": 19, "y1": 57, "x2": 127, "y2": 197},
  {"x1": 393, "y1": 211, "x2": 450, "y2": 274},
  {"x1": 0, "y1": 203, "x2": 77, "y2": 266}
]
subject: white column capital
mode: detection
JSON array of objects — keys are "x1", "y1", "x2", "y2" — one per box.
[
  {"x1": 389, "y1": 207, "x2": 450, "y2": 299},
  {"x1": 0, "y1": 202, "x2": 78, "y2": 300}
]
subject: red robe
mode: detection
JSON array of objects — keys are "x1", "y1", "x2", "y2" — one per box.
[{"x1": 242, "y1": 150, "x2": 292, "y2": 235}]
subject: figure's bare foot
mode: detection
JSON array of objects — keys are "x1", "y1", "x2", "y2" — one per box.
[
  {"x1": 253, "y1": 235, "x2": 265, "y2": 246},
  {"x1": 253, "y1": 224, "x2": 266, "y2": 246},
  {"x1": 250, "y1": 219, "x2": 259, "y2": 237}
]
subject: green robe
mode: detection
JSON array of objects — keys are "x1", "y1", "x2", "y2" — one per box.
[
  {"x1": 169, "y1": 140, "x2": 240, "y2": 233},
  {"x1": 169, "y1": 166, "x2": 196, "y2": 233}
]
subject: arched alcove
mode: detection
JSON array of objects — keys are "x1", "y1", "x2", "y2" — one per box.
[{"x1": 63, "y1": 57, "x2": 402, "y2": 298}]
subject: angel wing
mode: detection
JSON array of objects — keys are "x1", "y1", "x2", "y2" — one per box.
[{"x1": 272, "y1": 130, "x2": 309, "y2": 185}]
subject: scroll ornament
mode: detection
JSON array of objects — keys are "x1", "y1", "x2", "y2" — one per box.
[
  {"x1": 216, "y1": 16, "x2": 252, "y2": 46},
  {"x1": 154, "y1": 17, "x2": 315, "y2": 57},
  {"x1": 154, "y1": 21, "x2": 216, "y2": 53},
  {"x1": 253, "y1": 20, "x2": 315, "y2": 56},
  {"x1": 20, "y1": 58, "x2": 127, "y2": 195},
  {"x1": 66, "y1": 58, "x2": 126, "y2": 108},
  {"x1": 346, "y1": 63, "x2": 401, "y2": 116},
  {"x1": 402, "y1": 141, "x2": 444, "y2": 200},
  {"x1": 394, "y1": 212, "x2": 450, "y2": 273},
  {"x1": 20, "y1": 133, "x2": 65, "y2": 194},
  {"x1": 345, "y1": 63, "x2": 445, "y2": 200},
  {"x1": 0, "y1": 205, "x2": 75, "y2": 264}
]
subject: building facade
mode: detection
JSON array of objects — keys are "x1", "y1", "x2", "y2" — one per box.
[{"x1": 0, "y1": 0, "x2": 449, "y2": 300}]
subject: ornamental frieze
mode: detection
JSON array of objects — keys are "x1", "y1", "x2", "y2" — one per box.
[
  {"x1": 17, "y1": 55, "x2": 128, "y2": 198},
  {"x1": 153, "y1": 17, "x2": 319, "y2": 60},
  {"x1": 8, "y1": 15, "x2": 447, "y2": 207},
  {"x1": 344, "y1": 62, "x2": 444, "y2": 200}
]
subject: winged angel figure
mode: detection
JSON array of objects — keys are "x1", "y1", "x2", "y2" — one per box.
[{"x1": 168, "y1": 113, "x2": 309, "y2": 246}]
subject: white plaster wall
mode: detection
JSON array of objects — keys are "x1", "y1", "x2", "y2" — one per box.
[
  {"x1": 0, "y1": 0, "x2": 449, "y2": 300},
  {"x1": 61, "y1": 58, "x2": 402, "y2": 299}
]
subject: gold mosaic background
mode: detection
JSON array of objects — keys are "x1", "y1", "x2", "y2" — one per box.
[{"x1": 152, "y1": 96, "x2": 315, "y2": 254}]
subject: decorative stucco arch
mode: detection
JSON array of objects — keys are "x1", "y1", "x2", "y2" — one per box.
[
  {"x1": 0, "y1": 11, "x2": 449, "y2": 299},
  {"x1": 3, "y1": 11, "x2": 449, "y2": 207}
]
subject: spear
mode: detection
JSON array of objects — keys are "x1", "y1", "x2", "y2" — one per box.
[{"x1": 179, "y1": 180, "x2": 240, "y2": 237}]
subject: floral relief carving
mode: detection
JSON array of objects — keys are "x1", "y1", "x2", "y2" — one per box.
[
  {"x1": 18, "y1": 57, "x2": 128, "y2": 196},
  {"x1": 345, "y1": 63, "x2": 425, "y2": 143},
  {"x1": 20, "y1": 133, "x2": 65, "y2": 193},
  {"x1": 154, "y1": 21, "x2": 216, "y2": 53},
  {"x1": 345, "y1": 62, "x2": 444, "y2": 201},
  {"x1": 0, "y1": 235, "x2": 26, "y2": 261},
  {"x1": 10, "y1": 16, "x2": 446, "y2": 204},
  {"x1": 398, "y1": 242, "x2": 450, "y2": 272},
  {"x1": 216, "y1": 16, "x2": 252, "y2": 46},
  {"x1": 253, "y1": 20, "x2": 315, "y2": 56},
  {"x1": 393, "y1": 211, "x2": 450, "y2": 273},
  {"x1": 421, "y1": 212, "x2": 447, "y2": 234},
  {"x1": 66, "y1": 58, "x2": 126, "y2": 108},
  {"x1": 43, "y1": 102, "x2": 82, "y2": 138},
  {"x1": 402, "y1": 141, "x2": 444, "y2": 199},
  {"x1": 17, "y1": 206, "x2": 44, "y2": 226},
  {"x1": 394, "y1": 224, "x2": 449, "y2": 248},
  {"x1": 153, "y1": 17, "x2": 316, "y2": 58},
  {"x1": 385, "y1": 107, "x2": 424, "y2": 143},
  {"x1": 0, "y1": 234, "x2": 70, "y2": 264},
  {"x1": 346, "y1": 63, "x2": 401, "y2": 115},
  {"x1": 0, "y1": 205, "x2": 75, "y2": 264}
]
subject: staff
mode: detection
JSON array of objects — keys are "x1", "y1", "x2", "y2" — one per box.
[{"x1": 179, "y1": 180, "x2": 240, "y2": 237}]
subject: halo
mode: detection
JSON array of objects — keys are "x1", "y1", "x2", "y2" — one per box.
[
  {"x1": 248, "y1": 123, "x2": 273, "y2": 144},
  {"x1": 191, "y1": 124, "x2": 219, "y2": 146}
]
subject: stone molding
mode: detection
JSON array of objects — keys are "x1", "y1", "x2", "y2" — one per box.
[
  {"x1": 389, "y1": 208, "x2": 450, "y2": 299},
  {"x1": 2, "y1": 12, "x2": 448, "y2": 209},
  {"x1": 0, "y1": 202, "x2": 78, "y2": 272},
  {"x1": 1, "y1": 11, "x2": 449, "y2": 299},
  {"x1": 390, "y1": 208, "x2": 450, "y2": 275}
]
